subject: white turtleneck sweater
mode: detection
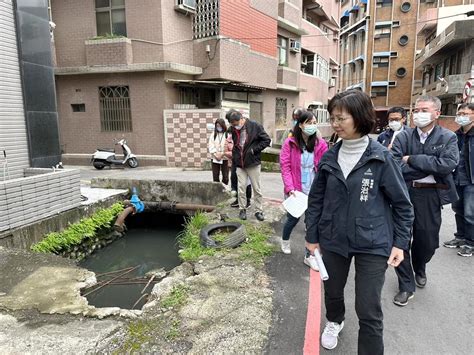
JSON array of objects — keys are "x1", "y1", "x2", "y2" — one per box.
[{"x1": 338, "y1": 135, "x2": 369, "y2": 179}]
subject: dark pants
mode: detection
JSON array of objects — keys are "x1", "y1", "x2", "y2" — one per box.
[
  {"x1": 282, "y1": 212, "x2": 299, "y2": 240},
  {"x1": 452, "y1": 184, "x2": 474, "y2": 245},
  {"x1": 396, "y1": 187, "x2": 441, "y2": 290},
  {"x1": 322, "y1": 250, "x2": 387, "y2": 355},
  {"x1": 230, "y1": 163, "x2": 252, "y2": 200},
  {"x1": 211, "y1": 160, "x2": 229, "y2": 185}
]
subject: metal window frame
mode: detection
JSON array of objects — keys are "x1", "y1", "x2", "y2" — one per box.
[
  {"x1": 95, "y1": 0, "x2": 126, "y2": 36},
  {"x1": 99, "y1": 86, "x2": 132, "y2": 132}
]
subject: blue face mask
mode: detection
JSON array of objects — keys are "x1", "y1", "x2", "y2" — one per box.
[
  {"x1": 293, "y1": 120, "x2": 298, "y2": 127},
  {"x1": 216, "y1": 126, "x2": 223, "y2": 132},
  {"x1": 303, "y1": 124, "x2": 318, "y2": 136}
]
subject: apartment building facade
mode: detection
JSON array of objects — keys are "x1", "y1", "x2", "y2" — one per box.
[
  {"x1": 51, "y1": 0, "x2": 339, "y2": 167},
  {"x1": 412, "y1": 0, "x2": 474, "y2": 126},
  {"x1": 338, "y1": 0, "x2": 419, "y2": 129}
]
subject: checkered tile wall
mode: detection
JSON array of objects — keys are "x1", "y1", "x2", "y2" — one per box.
[{"x1": 165, "y1": 110, "x2": 222, "y2": 168}]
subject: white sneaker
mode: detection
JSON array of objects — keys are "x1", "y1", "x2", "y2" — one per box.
[
  {"x1": 281, "y1": 240, "x2": 291, "y2": 254},
  {"x1": 304, "y1": 255, "x2": 319, "y2": 271},
  {"x1": 321, "y1": 321, "x2": 344, "y2": 350}
]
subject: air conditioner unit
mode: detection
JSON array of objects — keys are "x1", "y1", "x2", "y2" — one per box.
[
  {"x1": 290, "y1": 39, "x2": 301, "y2": 53},
  {"x1": 175, "y1": 0, "x2": 196, "y2": 14}
]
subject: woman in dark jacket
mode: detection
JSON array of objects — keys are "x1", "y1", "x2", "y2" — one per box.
[{"x1": 305, "y1": 90, "x2": 414, "y2": 354}]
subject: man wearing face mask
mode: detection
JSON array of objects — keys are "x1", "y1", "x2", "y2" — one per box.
[
  {"x1": 227, "y1": 110, "x2": 271, "y2": 221},
  {"x1": 377, "y1": 107, "x2": 407, "y2": 149},
  {"x1": 443, "y1": 103, "x2": 474, "y2": 257},
  {"x1": 390, "y1": 96, "x2": 459, "y2": 306}
]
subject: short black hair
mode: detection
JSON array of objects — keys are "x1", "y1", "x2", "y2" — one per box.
[
  {"x1": 458, "y1": 103, "x2": 474, "y2": 111},
  {"x1": 387, "y1": 107, "x2": 406, "y2": 118},
  {"x1": 226, "y1": 109, "x2": 242, "y2": 123},
  {"x1": 327, "y1": 90, "x2": 375, "y2": 136},
  {"x1": 292, "y1": 107, "x2": 305, "y2": 120}
]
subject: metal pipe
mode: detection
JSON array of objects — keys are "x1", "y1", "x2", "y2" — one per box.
[
  {"x1": 114, "y1": 206, "x2": 136, "y2": 232},
  {"x1": 143, "y1": 201, "x2": 215, "y2": 212}
]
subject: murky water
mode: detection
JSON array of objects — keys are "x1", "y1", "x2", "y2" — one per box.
[{"x1": 80, "y1": 212, "x2": 184, "y2": 309}]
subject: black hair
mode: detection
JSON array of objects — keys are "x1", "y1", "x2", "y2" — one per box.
[
  {"x1": 292, "y1": 107, "x2": 305, "y2": 120},
  {"x1": 327, "y1": 90, "x2": 375, "y2": 136},
  {"x1": 458, "y1": 103, "x2": 474, "y2": 111},
  {"x1": 214, "y1": 118, "x2": 227, "y2": 139},
  {"x1": 226, "y1": 109, "x2": 242, "y2": 123},
  {"x1": 387, "y1": 106, "x2": 407, "y2": 119},
  {"x1": 293, "y1": 111, "x2": 318, "y2": 153}
]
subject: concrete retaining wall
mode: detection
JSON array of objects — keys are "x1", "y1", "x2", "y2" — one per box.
[
  {"x1": 91, "y1": 178, "x2": 229, "y2": 206},
  {"x1": 0, "y1": 168, "x2": 81, "y2": 233},
  {"x1": 0, "y1": 192, "x2": 126, "y2": 250}
]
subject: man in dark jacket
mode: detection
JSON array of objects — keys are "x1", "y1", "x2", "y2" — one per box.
[
  {"x1": 377, "y1": 107, "x2": 407, "y2": 149},
  {"x1": 443, "y1": 103, "x2": 474, "y2": 257},
  {"x1": 391, "y1": 95, "x2": 459, "y2": 306},
  {"x1": 227, "y1": 110, "x2": 271, "y2": 221}
]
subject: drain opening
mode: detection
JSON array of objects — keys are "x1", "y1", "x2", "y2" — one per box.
[{"x1": 80, "y1": 211, "x2": 185, "y2": 310}]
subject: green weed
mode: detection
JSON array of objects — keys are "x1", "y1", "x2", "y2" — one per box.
[
  {"x1": 160, "y1": 285, "x2": 190, "y2": 309},
  {"x1": 177, "y1": 212, "x2": 215, "y2": 261},
  {"x1": 31, "y1": 203, "x2": 124, "y2": 253}
]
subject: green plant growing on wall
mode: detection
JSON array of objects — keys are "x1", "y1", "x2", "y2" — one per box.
[
  {"x1": 177, "y1": 212, "x2": 215, "y2": 262},
  {"x1": 90, "y1": 33, "x2": 126, "y2": 40},
  {"x1": 31, "y1": 203, "x2": 124, "y2": 254}
]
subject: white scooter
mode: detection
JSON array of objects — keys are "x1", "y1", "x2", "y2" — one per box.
[{"x1": 91, "y1": 138, "x2": 138, "y2": 169}]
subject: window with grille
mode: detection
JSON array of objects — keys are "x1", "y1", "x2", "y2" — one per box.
[
  {"x1": 95, "y1": 0, "x2": 127, "y2": 37},
  {"x1": 193, "y1": 0, "x2": 219, "y2": 39},
  {"x1": 301, "y1": 51, "x2": 315, "y2": 75},
  {"x1": 275, "y1": 98, "x2": 287, "y2": 128},
  {"x1": 278, "y1": 36, "x2": 288, "y2": 66},
  {"x1": 315, "y1": 55, "x2": 329, "y2": 82},
  {"x1": 99, "y1": 86, "x2": 132, "y2": 132},
  {"x1": 373, "y1": 57, "x2": 389, "y2": 68}
]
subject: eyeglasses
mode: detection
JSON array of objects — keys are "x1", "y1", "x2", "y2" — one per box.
[{"x1": 329, "y1": 116, "x2": 351, "y2": 124}]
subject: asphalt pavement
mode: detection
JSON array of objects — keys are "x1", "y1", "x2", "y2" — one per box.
[{"x1": 76, "y1": 165, "x2": 473, "y2": 355}]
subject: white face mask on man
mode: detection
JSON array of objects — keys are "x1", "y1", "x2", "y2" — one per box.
[
  {"x1": 413, "y1": 112, "x2": 433, "y2": 128},
  {"x1": 455, "y1": 115, "x2": 471, "y2": 127},
  {"x1": 388, "y1": 121, "x2": 402, "y2": 131}
]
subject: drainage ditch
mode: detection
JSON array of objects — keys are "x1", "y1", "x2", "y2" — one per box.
[{"x1": 79, "y1": 211, "x2": 185, "y2": 310}]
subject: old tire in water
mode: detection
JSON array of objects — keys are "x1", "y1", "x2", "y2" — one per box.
[{"x1": 200, "y1": 222, "x2": 246, "y2": 249}]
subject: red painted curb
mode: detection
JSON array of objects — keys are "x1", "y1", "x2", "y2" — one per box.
[{"x1": 303, "y1": 269, "x2": 321, "y2": 355}]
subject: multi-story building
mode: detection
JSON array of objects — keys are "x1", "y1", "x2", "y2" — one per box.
[
  {"x1": 51, "y1": 0, "x2": 339, "y2": 168},
  {"x1": 412, "y1": 0, "x2": 474, "y2": 128},
  {"x1": 338, "y1": 0, "x2": 419, "y2": 129}
]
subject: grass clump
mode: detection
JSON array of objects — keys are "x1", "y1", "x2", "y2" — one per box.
[
  {"x1": 238, "y1": 221, "x2": 275, "y2": 264},
  {"x1": 160, "y1": 285, "x2": 190, "y2": 309},
  {"x1": 31, "y1": 202, "x2": 124, "y2": 253},
  {"x1": 118, "y1": 319, "x2": 154, "y2": 353},
  {"x1": 177, "y1": 212, "x2": 215, "y2": 261}
]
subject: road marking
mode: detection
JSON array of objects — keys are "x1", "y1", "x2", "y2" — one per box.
[{"x1": 303, "y1": 269, "x2": 321, "y2": 355}]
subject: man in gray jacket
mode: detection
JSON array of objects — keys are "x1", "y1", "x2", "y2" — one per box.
[{"x1": 391, "y1": 96, "x2": 459, "y2": 306}]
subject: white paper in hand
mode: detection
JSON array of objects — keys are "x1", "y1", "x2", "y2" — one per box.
[{"x1": 282, "y1": 191, "x2": 308, "y2": 218}]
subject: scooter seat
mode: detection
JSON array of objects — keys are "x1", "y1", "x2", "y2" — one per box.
[{"x1": 97, "y1": 148, "x2": 115, "y2": 152}]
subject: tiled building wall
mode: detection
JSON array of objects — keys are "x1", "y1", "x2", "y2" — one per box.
[
  {"x1": 85, "y1": 38, "x2": 133, "y2": 66},
  {"x1": 164, "y1": 110, "x2": 222, "y2": 168},
  {"x1": 220, "y1": 0, "x2": 278, "y2": 57}
]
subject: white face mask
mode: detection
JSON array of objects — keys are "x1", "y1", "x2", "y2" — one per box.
[
  {"x1": 413, "y1": 112, "x2": 433, "y2": 128},
  {"x1": 388, "y1": 121, "x2": 402, "y2": 131},
  {"x1": 455, "y1": 115, "x2": 471, "y2": 127}
]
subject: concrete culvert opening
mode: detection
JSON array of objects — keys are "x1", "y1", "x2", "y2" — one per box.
[{"x1": 80, "y1": 211, "x2": 185, "y2": 310}]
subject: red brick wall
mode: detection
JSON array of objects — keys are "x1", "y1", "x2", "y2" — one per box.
[{"x1": 220, "y1": 0, "x2": 277, "y2": 57}]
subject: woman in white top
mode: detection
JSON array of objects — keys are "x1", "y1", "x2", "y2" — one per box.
[{"x1": 208, "y1": 118, "x2": 229, "y2": 185}]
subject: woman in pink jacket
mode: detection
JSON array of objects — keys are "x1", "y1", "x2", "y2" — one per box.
[{"x1": 280, "y1": 111, "x2": 328, "y2": 268}]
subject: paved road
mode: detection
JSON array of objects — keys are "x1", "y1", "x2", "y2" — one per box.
[{"x1": 76, "y1": 165, "x2": 473, "y2": 354}]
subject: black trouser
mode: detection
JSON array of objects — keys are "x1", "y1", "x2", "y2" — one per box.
[
  {"x1": 322, "y1": 250, "x2": 388, "y2": 355},
  {"x1": 230, "y1": 163, "x2": 252, "y2": 200},
  {"x1": 211, "y1": 160, "x2": 229, "y2": 185},
  {"x1": 396, "y1": 187, "x2": 441, "y2": 289}
]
